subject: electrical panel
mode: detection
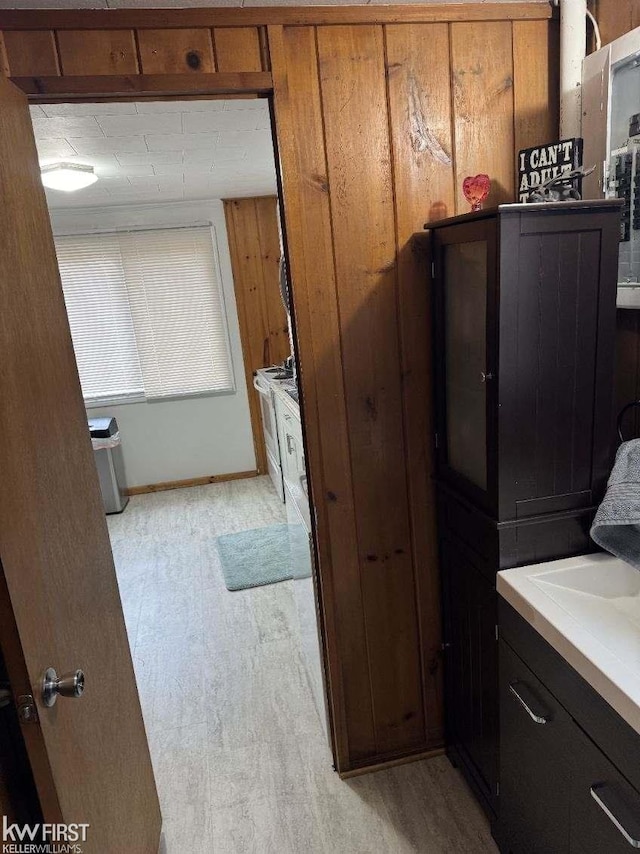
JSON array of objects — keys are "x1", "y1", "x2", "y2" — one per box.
[{"x1": 583, "y1": 28, "x2": 640, "y2": 306}]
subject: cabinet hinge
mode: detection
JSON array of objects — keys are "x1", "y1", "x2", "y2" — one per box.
[
  {"x1": 496, "y1": 782, "x2": 500, "y2": 797},
  {"x1": 495, "y1": 624, "x2": 499, "y2": 642},
  {"x1": 431, "y1": 260, "x2": 436, "y2": 278},
  {"x1": 435, "y1": 433, "x2": 439, "y2": 449},
  {"x1": 17, "y1": 695, "x2": 38, "y2": 724}
]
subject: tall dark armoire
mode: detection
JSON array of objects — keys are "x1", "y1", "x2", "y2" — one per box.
[{"x1": 427, "y1": 200, "x2": 623, "y2": 821}]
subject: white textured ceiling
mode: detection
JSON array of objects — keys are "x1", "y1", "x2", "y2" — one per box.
[{"x1": 30, "y1": 98, "x2": 277, "y2": 208}]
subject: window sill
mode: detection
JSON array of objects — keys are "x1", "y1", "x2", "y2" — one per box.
[
  {"x1": 84, "y1": 387, "x2": 236, "y2": 409},
  {"x1": 85, "y1": 394, "x2": 145, "y2": 409}
]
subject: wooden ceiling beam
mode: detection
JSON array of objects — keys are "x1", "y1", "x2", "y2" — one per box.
[
  {"x1": 13, "y1": 71, "x2": 273, "y2": 99},
  {"x1": 0, "y1": 3, "x2": 552, "y2": 31}
]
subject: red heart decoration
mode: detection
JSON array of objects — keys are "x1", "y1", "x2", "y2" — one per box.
[{"x1": 462, "y1": 174, "x2": 491, "y2": 210}]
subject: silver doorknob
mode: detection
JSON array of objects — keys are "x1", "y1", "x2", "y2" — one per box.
[
  {"x1": 480, "y1": 371, "x2": 494, "y2": 383},
  {"x1": 42, "y1": 667, "x2": 85, "y2": 707}
]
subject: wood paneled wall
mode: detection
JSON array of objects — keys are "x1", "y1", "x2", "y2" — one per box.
[
  {"x1": 0, "y1": 3, "x2": 557, "y2": 774},
  {"x1": 224, "y1": 196, "x2": 289, "y2": 474},
  {"x1": 270, "y1": 14, "x2": 556, "y2": 767},
  {"x1": 588, "y1": 0, "x2": 640, "y2": 47},
  {"x1": 0, "y1": 25, "x2": 268, "y2": 77}
]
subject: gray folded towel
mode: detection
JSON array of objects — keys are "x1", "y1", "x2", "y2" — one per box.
[{"x1": 591, "y1": 439, "x2": 640, "y2": 569}]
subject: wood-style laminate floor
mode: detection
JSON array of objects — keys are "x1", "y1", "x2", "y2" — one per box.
[{"x1": 108, "y1": 476, "x2": 498, "y2": 854}]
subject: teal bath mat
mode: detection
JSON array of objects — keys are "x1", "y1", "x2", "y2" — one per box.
[{"x1": 216, "y1": 524, "x2": 292, "y2": 591}]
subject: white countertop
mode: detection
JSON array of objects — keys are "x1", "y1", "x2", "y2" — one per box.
[{"x1": 498, "y1": 553, "x2": 640, "y2": 735}]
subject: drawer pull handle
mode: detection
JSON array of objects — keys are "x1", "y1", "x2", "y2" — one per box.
[
  {"x1": 509, "y1": 682, "x2": 548, "y2": 725},
  {"x1": 591, "y1": 784, "x2": 640, "y2": 848}
]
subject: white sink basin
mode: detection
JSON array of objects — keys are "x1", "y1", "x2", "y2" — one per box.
[
  {"x1": 530, "y1": 556, "x2": 640, "y2": 673},
  {"x1": 498, "y1": 553, "x2": 640, "y2": 735},
  {"x1": 532, "y1": 557, "x2": 640, "y2": 599}
]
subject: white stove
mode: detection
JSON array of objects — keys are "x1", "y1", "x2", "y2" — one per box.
[{"x1": 253, "y1": 367, "x2": 288, "y2": 501}]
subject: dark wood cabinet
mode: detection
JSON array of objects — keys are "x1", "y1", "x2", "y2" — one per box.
[
  {"x1": 498, "y1": 601, "x2": 640, "y2": 854},
  {"x1": 429, "y1": 201, "x2": 623, "y2": 822},
  {"x1": 431, "y1": 200, "x2": 622, "y2": 522},
  {"x1": 440, "y1": 536, "x2": 498, "y2": 813}
]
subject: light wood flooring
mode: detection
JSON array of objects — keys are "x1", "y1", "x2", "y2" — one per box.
[{"x1": 108, "y1": 475, "x2": 498, "y2": 854}]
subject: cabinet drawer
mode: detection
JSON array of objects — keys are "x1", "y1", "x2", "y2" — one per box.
[
  {"x1": 499, "y1": 639, "x2": 574, "y2": 854},
  {"x1": 500, "y1": 599, "x2": 640, "y2": 794},
  {"x1": 571, "y1": 727, "x2": 640, "y2": 853},
  {"x1": 274, "y1": 393, "x2": 304, "y2": 486}
]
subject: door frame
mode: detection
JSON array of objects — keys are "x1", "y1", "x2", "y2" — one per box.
[{"x1": 8, "y1": 73, "x2": 340, "y2": 768}]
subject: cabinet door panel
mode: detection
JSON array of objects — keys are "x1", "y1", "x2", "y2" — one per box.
[
  {"x1": 443, "y1": 239, "x2": 487, "y2": 491},
  {"x1": 433, "y1": 218, "x2": 498, "y2": 515},
  {"x1": 571, "y1": 726, "x2": 640, "y2": 853},
  {"x1": 499, "y1": 639, "x2": 574, "y2": 854},
  {"x1": 443, "y1": 538, "x2": 498, "y2": 810}
]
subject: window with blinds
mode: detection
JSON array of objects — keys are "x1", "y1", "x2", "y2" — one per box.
[{"x1": 54, "y1": 226, "x2": 234, "y2": 405}]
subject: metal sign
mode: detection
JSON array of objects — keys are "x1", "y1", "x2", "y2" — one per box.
[{"x1": 517, "y1": 138, "x2": 583, "y2": 202}]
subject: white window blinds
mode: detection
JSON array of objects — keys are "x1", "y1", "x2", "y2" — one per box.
[
  {"x1": 55, "y1": 234, "x2": 144, "y2": 404},
  {"x1": 55, "y1": 226, "x2": 234, "y2": 405}
]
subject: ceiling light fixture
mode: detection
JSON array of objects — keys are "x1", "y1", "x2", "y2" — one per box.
[{"x1": 41, "y1": 163, "x2": 99, "y2": 192}]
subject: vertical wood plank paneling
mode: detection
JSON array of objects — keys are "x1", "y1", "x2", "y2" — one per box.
[
  {"x1": 1, "y1": 30, "x2": 59, "y2": 77},
  {"x1": 224, "y1": 196, "x2": 289, "y2": 475},
  {"x1": 223, "y1": 198, "x2": 268, "y2": 475},
  {"x1": 317, "y1": 24, "x2": 425, "y2": 756},
  {"x1": 386, "y1": 24, "x2": 455, "y2": 223},
  {"x1": 513, "y1": 19, "x2": 559, "y2": 191},
  {"x1": 385, "y1": 22, "x2": 454, "y2": 744},
  {"x1": 450, "y1": 21, "x2": 515, "y2": 212},
  {"x1": 57, "y1": 30, "x2": 138, "y2": 76},
  {"x1": 269, "y1": 23, "x2": 375, "y2": 768},
  {"x1": 593, "y1": 0, "x2": 638, "y2": 46},
  {"x1": 254, "y1": 196, "x2": 289, "y2": 362},
  {"x1": 137, "y1": 28, "x2": 215, "y2": 74},
  {"x1": 0, "y1": 34, "x2": 8, "y2": 76},
  {"x1": 213, "y1": 27, "x2": 263, "y2": 72}
]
